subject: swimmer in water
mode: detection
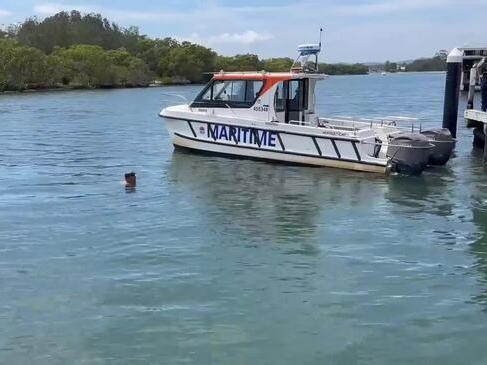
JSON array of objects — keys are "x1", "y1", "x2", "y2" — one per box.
[{"x1": 124, "y1": 172, "x2": 136, "y2": 188}]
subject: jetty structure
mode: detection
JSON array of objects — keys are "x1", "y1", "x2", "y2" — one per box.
[
  {"x1": 443, "y1": 47, "x2": 487, "y2": 160},
  {"x1": 459, "y1": 44, "x2": 487, "y2": 91}
]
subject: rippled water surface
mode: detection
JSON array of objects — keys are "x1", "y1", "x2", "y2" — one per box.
[{"x1": 1, "y1": 73, "x2": 487, "y2": 364}]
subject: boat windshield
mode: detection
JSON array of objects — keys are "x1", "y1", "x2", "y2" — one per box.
[{"x1": 192, "y1": 79, "x2": 264, "y2": 108}]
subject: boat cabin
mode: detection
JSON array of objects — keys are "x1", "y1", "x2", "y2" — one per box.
[
  {"x1": 189, "y1": 42, "x2": 326, "y2": 126},
  {"x1": 190, "y1": 71, "x2": 325, "y2": 126},
  {"x1": 160, "y1": 36, "x2": 456, "y2": 175}
]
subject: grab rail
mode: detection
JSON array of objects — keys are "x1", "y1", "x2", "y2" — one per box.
[{"x1": 360, "y1": 140, "x2": 435, "y2": 149}]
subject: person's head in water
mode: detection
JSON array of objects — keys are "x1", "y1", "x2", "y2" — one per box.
[{"x1": 125, "y1": 172, "x2": 136, "y2": 188}]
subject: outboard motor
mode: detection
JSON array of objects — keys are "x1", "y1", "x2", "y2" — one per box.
[
  {"x1": 387, "y1": 133, "x2": 432, "y2": 175},
  {"x1": 420, "y1": 128, "x2": 455, "y2": 165}
]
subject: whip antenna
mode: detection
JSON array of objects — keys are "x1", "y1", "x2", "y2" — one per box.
[
  {"x1": 318, "y1": 28, "x2": 324, "y2": 68},
  {"x1": 319, "y1": 28, "x2": 323, "y2": 50}
]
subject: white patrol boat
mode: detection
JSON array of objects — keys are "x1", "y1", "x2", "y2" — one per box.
[{"x1": 159, "y1": 39, "x2": 454, "y2": 175}]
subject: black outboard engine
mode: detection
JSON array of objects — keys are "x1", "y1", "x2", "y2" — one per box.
[
  {"x1": 387, "y1": 133, "x2": 432, "y2": 175},
  {"x1": 420, "y1": 128, "x2": 455, "y2": 165}
]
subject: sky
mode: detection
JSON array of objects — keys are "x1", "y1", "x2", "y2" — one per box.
[{"x1": 0, "y1": 0, "x2": 485, "y2": 63}]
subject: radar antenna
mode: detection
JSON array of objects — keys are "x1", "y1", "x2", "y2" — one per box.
[{"x1": 290, "y1": 28, "x2": 324, "y2": 73}]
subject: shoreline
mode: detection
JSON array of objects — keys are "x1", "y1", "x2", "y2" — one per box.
[
  {"x1": 0, "y1": 83, "x2": 198, "y2": 95},
  {"x1": 0, "y1": 71, "x2": 446, "y2": 95}
]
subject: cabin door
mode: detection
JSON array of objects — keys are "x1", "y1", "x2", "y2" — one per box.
[
  {"x1": 274, "y1": 81, "x2": 287, "y2": 123},
  {"x1": 274, "y1": 80, "x2": 307, "y2": 124},
  {"x1": 286, "y1": 79, "x2": 307, "y2": 124}
]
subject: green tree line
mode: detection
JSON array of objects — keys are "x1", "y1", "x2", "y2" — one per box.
[
  {"x1": 319, "y1": 63, "x2": 369, "y2": 75},
  {"x1": 381, "y1": 57, "x2": 446, "y2": 73},
  {"x1": 405, "y1": 56, "x2": 446, "y2": 72},
  {"x1": 0, "y1": 40, "x2": 152, "y2": 90},
  {"x1": 0, "y1": 10, "x2": 371, "y2": 91}
]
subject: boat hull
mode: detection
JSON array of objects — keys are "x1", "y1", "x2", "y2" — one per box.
[
  {"x1": 172, "y1": 133, "x2": 386, "y2": 173},
  {"x1": 164, "y1": 117, "x2": 387, "y2": 174}
]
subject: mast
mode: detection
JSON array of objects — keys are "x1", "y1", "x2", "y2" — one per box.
[{"x1": 317, "y1": 28, "x2": 323, "y2": 69}]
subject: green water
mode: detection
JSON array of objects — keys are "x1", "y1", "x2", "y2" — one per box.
[{"x1": 1, "y1": 73, "x2": 487, "y2": 364}]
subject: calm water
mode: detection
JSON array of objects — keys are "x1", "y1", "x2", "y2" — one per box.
[{"x1": 1, "y1": 73, "x2": 487, "y2": 364}]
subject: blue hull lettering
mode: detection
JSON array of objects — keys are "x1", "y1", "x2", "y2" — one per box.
[
  {"x1": 205, "y1": 123, "x2": 277, "y2": 148},
  {"x1": 208, "y1": 124, "x2": 219, "y2": 140}
]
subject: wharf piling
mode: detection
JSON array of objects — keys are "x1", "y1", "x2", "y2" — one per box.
[
  {"x1": 442, "y1": 48, "x2": 463, "y2": 138},
  {"x1": 465, "y1": 109, "x2": 487, "y2": 161}
]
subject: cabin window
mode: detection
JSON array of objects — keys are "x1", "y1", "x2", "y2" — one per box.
[
  {"x1": 288, "y1": 80, "x2": 304, "y2": 111},
  {"x1": 274, "y1": 82, "x2": 286, "y2": 112},
  {"x1": 191, "y1": 79, "x2": 264, "y2": 108},
  {"x1": 212, "y1": 80, "x2": 226, "y2": 100},
  {"x1": 246, "y1": 80, "x2": 264, "y2": 100},
  {"x1": 212, "y1": 80, "x2": 245, "y2": 102}
]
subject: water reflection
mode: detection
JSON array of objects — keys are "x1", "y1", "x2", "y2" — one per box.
[
  {"x1": 385, "y1": 167, "x2": 456, "y2": 217},
  {"x1": 168, "y1": 148, "x2": 390, "y2": 249},
  {"x1": 468, "y1": 151, "x2": 487, "y2": 310},
  {"x1": 169, "y1": 150, "x2": 318, "y2": 247},
  {"x1": 471, "y1": 205, "x2": 487, "y2": 310}
]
